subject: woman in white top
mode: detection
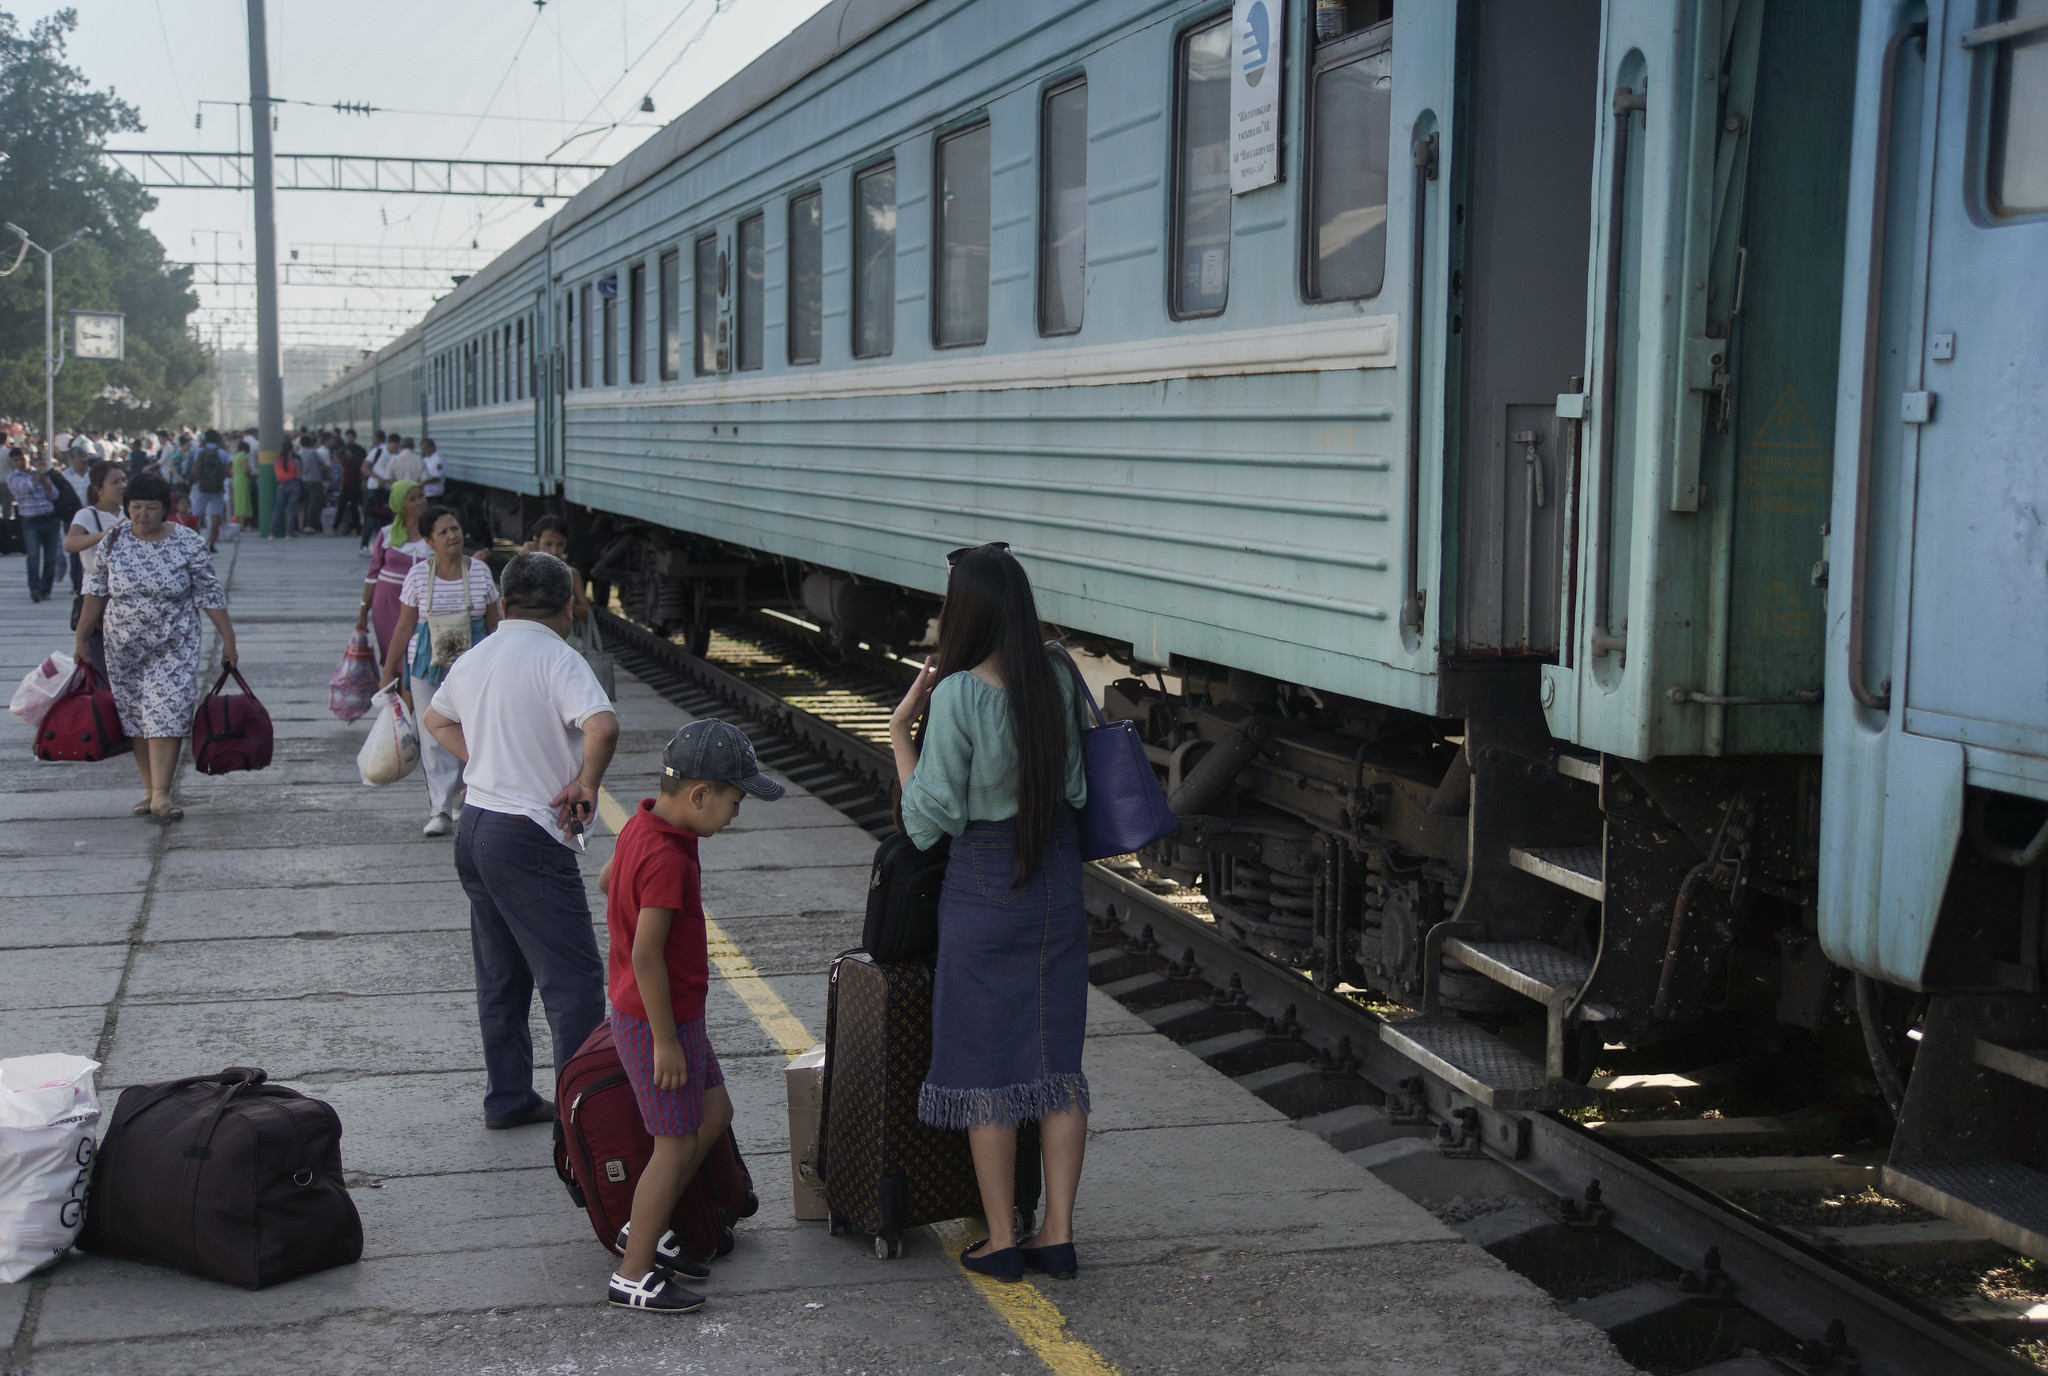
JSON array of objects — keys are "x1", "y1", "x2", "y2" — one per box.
[
  {"x1": 381, "y1": 504, "x2": 501, "y2": 835},
  {"x1": 61, "y1": 461, "x2": 128, "y2": 670}
]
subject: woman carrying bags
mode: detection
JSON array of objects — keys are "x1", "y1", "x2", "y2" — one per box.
[
  {"x1": 889, "y1": 542, "x2": 1090, "y2": 1283},
  {"x1": 73, "y1": 472, "x2": 240, "y2": 823},
  {"x1": 379, "y1": 504, "x2": 500, "y2": 837},
  {"x1": 62, "y1": 461, "x2": 126, "y2": 673},
  {"x1": 356, "y1": 479, "x2": 427, "y2": 662}
]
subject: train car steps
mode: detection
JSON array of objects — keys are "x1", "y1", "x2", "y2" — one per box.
[
  {"x1": 1507, "y1": 844, "x2": 1605, "y2": 902},
  {"x1": 1379, "y1": 1016, "x2": 1587, "y2": 1110},
  {"x1": 1555, "y1": 749, "x2": 1602, "y2": 785},
  {"x1": 1974, "y1": 1038, "x2": 2048, "y2": 1091},
  {"x1": 1881, "y1": 1159, "x2": 2048, "y2": 1262}
]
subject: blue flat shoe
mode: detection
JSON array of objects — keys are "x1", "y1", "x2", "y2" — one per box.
[
  {"x1": 960, "y1": 1240, "x2": 1024, "y2": 1281},
  {"x1": 1022, "y1": 1241, "x2": 1077, "y2": 1279}
]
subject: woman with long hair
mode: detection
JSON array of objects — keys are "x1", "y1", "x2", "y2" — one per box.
[
  {"x1": 62, "y1": 460, "x2": 127, "y2": 673},
  {"x1": 890, "y1": 542, "x2": 1089, "y2": 1283},
  {"x1": 355, "y1": 478, "x2": 427, "y2": 662}
]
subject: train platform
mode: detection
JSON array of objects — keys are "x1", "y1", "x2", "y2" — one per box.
[{"x1": 0, "y1": 532, "x2": 1632, "y2": 1376}]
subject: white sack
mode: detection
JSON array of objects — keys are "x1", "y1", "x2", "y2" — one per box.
[
  {"x1": 0, "y1": 1054, "x2": 101, "y2": 1283},
  {"x1": 10, "y1": 652, "x2": 77, "y2": 728},
  {"x1": 357, "y1": 685, "x2": 421, "y2": 787}
]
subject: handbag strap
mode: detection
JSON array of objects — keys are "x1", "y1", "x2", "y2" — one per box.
[
  {"x1": 205, "y1": 664, "x2": 259, "y2": 703},
  {"x1": 1047, "y1": 641, "x2": 1108, "y2": 729}
]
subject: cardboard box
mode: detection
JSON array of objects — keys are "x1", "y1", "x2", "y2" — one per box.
[{"x1": 785, "y1": 1044, "x2": 828, "y2": 1221}]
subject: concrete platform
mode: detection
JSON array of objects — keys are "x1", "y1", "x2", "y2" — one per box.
[{"x1": 0, "y1": 533, "x2": 1633, "y2": 1375}]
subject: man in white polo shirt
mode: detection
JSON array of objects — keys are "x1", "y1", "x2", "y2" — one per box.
[{"x1": 422, "y1": 551, "x2": 620, "y2": 1129}]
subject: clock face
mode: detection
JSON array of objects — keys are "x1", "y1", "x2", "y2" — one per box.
[{"x1": 73, "y1": 313, "x2": 122, "y2": 361}]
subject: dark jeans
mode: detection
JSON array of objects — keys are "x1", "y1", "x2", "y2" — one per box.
[
  {"x1": 454, "y1": 807, "x2": 607, "y2": 1120},
  {"x1": 335, "y1": 488, "x2": 362, "y2": 536},
  {"x1": 302, "y1": 481, "x2": 325, "y2": 533},
  {"x1": 21, "y1": 514, "x2": 61, "y2": 598},
  {"x1": 270, "y1": 479, "x2": 301, "y2": 538},
  {"x1": 360, "y1": 491, "x2": 390, "y2": 549}
]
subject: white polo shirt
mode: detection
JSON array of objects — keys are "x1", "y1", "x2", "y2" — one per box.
[{"x1": 427, "y1": 617, "x2": 614, "y2": 847}]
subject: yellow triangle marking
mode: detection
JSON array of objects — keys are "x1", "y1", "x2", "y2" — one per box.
[{"x1": 1750, "y1": 384, "x2": 1822, "y2": 450}]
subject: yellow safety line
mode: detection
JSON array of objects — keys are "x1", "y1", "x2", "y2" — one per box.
[
  {"x1": 596, "y1": 784, "x2": 1122, "y2": 1376},
  {"x1": 596, "y1": 788, "x2": 814, "y2": 1057}
]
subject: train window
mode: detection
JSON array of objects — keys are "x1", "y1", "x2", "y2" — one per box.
[
  {"x1": 789, "y1": 190, "x2": 823, "y2": 365},
  {"x1": 1987, "y1": 0, "x2": 2048, "y2": 217},
  {"x1": 737, "y1": 214, "x2": 765, "y2": 370},
  {"x1": 936, "y1": 121, "x2": 991, "y2": 348},
  {"x1": 629, "y1": 263, "x2": 647, "y2": 384},
  {"x1": 516, "y1": 319, "x2": 526, "y2": 400},
  {"x1": 1306, "y1": 27, "x2": 1392, "y2": 300},
  {"x1": 694, "y1": 234, "x2": 719, "y2": 375},
  {"x1": 578, "y1": 284, "x2": 592, "y2": 388},
  {"x1": 853, "y1": 162, "x2": 896, "y2": 358},
  {"x1": 659, "y1": 249, "x2": 680, "y2": 380},
  {"x1": 602, "y1": 278, "x2": 618, "y2": 386},
  {"x1": 561, "y1": 296, "x2": 571, "y2": 390},
  {"x1": 1172, "y1": 16, "x2": 1232, "y2": 318},
  {"x1": 1039, "y1": 78, "x2": 1088, "y2": 337}
]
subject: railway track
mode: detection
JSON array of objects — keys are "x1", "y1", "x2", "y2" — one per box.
[{"x1": 598, "y1": 607, "x2": 2037, "y2": 1376}]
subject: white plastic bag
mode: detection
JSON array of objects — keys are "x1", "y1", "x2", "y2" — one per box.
[
  {"x1": 10, "y1": 653, "x2": 77, "y2": 729},
  {"x1": 0, "y1": 1053, "x2": 100, "y2": 1283},
  {"x1": 357, "y1": 685, "x2": 421, "y2": 786}
]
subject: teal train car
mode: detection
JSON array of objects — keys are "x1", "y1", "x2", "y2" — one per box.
[{"x1": 301, "y1": 0, "x2": 2048, "y2": 1262}]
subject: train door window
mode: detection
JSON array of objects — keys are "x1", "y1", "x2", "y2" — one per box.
[
  {"x1": 578, "y1": 284, "x2": 592, "y2": 388},
  {"x1": 491, "y1": 331, "x2": 501, "y2": 404},
  {"x1": 629, "y1": 263, "x2": 647, "y2": 384},
  {"x1": 516, "y1": 319, "x2": 526, "y2": 400},
  {"x1": 789, "y1": 190, "x2": 823, "y2": 365},
  {"x1": 659, "y1": 249, "x2": 681, "y2": 380},
  {"x1": 1172, "y1": 16, "x2": 1233, "y2": 318},
  {"x1": 694, "y1": 233, "x2": 719, "y2": 375},
  {"x1": 601, "y1": 278, "x2": 618, "y2": 386},
  {"x1": 1305, "y1": 24, "x2": 1392, "y2": 300},
  {"x1": 502, "y1": 325, "x2": 512, "y2": 399},
  {"x1": 853, "y1": 162, "x2": 896, "y2": 358},
  {"x1": 737, "y1": 213, "x2": 766, "y2": 370},
  {"x1": 1987, "y1": 0, "x2": 2048, "y2": 217},
  {"x1": 561, "y1": 295, "x2": 572, "y2": 390},
  {"x1": 936, "y1": 120, "x2": 991, "y2": 347},
  {"x1": 1039, "y1": 78, "x2": 1088, "y2": 336}
]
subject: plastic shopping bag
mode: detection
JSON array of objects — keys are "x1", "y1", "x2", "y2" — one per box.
[
  {"x1": 0, "y1": 1053, "x2": 101, "y2": 1282},
  {"x1": 328, "y1": 631, "x2": 380, "y2": 723},
  {"x1": 356, "y1": 685, "x2": 421, "y2": 787},
  {"x1": 10, "y1": 652, "x2": 78, "y2": 729}
]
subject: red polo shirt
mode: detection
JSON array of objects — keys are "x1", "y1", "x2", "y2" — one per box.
[{"x1": 606, "y1": 799, "x2": 708, "y2": 1025}]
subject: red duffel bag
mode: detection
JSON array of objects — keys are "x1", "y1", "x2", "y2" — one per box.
[
  {"x1": 33, "y1": 662, "x2": 131, "y2": 762},
  {"x1": 191, "y1": 665, "x2": 273, "y2": 775}
]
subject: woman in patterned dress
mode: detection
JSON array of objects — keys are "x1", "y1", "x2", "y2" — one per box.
[{"x1": 72, "y1": 473, "x2": 240, "y2": 823}]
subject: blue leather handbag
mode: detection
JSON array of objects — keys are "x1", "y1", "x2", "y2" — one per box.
[{"x1": 1053, "y1": 645, "x2": 1179, "y2": 860}]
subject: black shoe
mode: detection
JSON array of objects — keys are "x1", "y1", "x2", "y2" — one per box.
[
  {"x1": 607, "y1": 1268, "x2": 704, "y2": 1313},
  {"x1": 483, "y1": 1098, "x2": 555, "y2": 1130},
  {"x1": 616, "y1": 1222, "x2": 712, "y2": 1280},
  {"x1": 1022, "y1": 1241, "x2": 1078, "y2": 1279},
  {"x1": 960, "y1": 1240, "x2": 1024, "y2": 1282}
]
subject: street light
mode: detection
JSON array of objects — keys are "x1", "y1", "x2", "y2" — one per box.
[{"x1": 5, "y1": 222, "x2": 93, "y2": 453}]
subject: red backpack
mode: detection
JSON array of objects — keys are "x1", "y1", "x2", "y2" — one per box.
[
  {"x1": 191, "y1": 666, "x2": 273, "y2": 775},
  {"x1": 553, "y1": 1021, "x2": 758, "y2": 1263},
  {"x1": 33, "y1": 662, "x2": 131, "y2": 762}
]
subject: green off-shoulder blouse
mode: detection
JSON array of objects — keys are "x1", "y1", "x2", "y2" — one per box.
[{"x1": 900, "y1": 663, "x2": 1089, "y2": 851}]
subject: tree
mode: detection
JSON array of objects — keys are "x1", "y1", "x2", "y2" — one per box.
[{"x1": 0, "y1": 8, "x2": 210, "y2": 435}]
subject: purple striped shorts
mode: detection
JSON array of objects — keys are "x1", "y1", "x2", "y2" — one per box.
[{"x1": 610, "y1": 1009, "x2": 725, "y2": 1137}]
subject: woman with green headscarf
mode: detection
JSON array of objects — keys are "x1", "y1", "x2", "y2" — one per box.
[{"x1": 356, "y1": 478, "x2": 428, "y2": 665}]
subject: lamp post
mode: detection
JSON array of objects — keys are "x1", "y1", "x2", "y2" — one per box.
[{"x1": 4, "y1": 222, "x2": 92, "y2": 454}]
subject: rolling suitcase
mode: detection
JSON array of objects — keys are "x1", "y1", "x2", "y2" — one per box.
[{"x1": 552, "y1": 1020, "x2": 759, "y2": 1264}]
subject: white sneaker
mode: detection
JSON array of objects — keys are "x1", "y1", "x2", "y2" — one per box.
[{"x1": 423, "y1": 813, "x2": 452, "y2": 837}]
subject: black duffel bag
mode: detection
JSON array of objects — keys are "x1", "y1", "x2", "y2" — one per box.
[
  {"x1": 862, "y1": 832, "x2": 950, "y2": 964},
  {"x1": 78, "y1": 1066, "x2": 363, "y2": 1289}
]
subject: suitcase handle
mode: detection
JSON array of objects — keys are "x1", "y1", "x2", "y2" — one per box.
[{"x1": 107, "y1": 1066, "x2": 269, "y2": 1137}]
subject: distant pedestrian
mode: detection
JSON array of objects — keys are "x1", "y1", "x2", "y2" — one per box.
[
  {"x1": 334, "y1": 428, "x2": 366, "y2": 536},
  {"x1": 359, "y1": 430, "x2": 390, "y2": 552},
  {"x1": 230, "y1": 436, "x2": 256, "y2": 531},
  {"x1": 73, "y1": 472, "x2": 240, "y2": 824},
  {"x1": 269, "y1": 440, "x2": 302, "y2": 539},
  {"x1": 380, "y1": 504, "x2": 501, "y2": 837},
  {"x1": 419, "y1": 551, "x2": 619, "y2": 1130},
  {"x1": 385, "y1": 438, "x2": 426, "y2": 486},
  {"x1": 890, "y1": 542, "x2": 1090, "y2": 1282},
  {"x1": 7, "y1": 447, "x2": 63, "y2": 603},
  {"x1": 420, "y1": 438, "x2": 445, "y2": 499},
  {"x1": 63, "y1": 460, "x2": 126, "y2": 673},
  {"x1": 190, "y1": 430, "x2": 229, "y2": 551},
  {"x1": 298, "y1": 434, "x2": 329, "y2": 535},
  {"x1": 524, "y1": 516, "x2": 590, "y2": 623},
  {"x1": 357, "y1": 478, "x2": 427, "y2": 664}
]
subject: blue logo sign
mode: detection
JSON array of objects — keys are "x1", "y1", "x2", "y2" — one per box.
[{"x1": 1240, "y1": 1, "x2": 1271, "y2": 88}]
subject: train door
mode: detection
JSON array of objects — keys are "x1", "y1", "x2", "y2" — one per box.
[
  {"x1": 1893, "y1": 8, "x2": 2048, "y2": 777},
  {"x1": 1450, "y1": 0, "x2": 1600, "y2": 657},
  {"x1": 534, "y1": 289, "x2": 557, "y2": 490}
]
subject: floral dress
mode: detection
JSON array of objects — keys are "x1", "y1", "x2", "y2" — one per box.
[{"x1": 86, "y1": 522, "x2": 226, "y2": 737}]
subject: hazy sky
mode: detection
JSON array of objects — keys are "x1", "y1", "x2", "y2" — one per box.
[{"x1": 37, "y1": 0, "x2": 833, "y2": 354}]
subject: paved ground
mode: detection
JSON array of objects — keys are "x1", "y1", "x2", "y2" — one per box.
[{"x1": 0, "y1": 531, "x2": 1634, "y2": 1375}]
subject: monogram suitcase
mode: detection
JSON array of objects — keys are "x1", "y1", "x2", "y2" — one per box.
[{"x1": 551, "y1": 1020, "x2": 758, "y2": 1264}]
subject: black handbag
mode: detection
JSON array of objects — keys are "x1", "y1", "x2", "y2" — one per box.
[
  {"x1": 1051, "y1": 645, "x2": 1179, "y2": 861},
  {"x1": 862, "y1": 831, "x2": 949, "y2": 964}
]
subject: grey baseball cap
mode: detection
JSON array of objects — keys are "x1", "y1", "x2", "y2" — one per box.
[{"x1": 662, "y1": 719, "x2": 784, "y2": 800}]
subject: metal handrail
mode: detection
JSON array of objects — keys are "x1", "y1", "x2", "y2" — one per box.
[
  {"x1": 1401, "y1": 131, "x2": 1438, "y2": 636},
  {"x1": 1846, "y1": 23, "x2": 1926, "y2": 713},
  {"x1": 1592, "y1": 83, "x2": 1646, "y2": 664}
]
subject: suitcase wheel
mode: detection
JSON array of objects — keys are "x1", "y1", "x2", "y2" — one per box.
[
  {"x1": 874, "y1": 1235, "x2": 902, "y2": 1261},
  {"x1": 716, "y1": 1225, "x2": 736, "y2": 1258}
]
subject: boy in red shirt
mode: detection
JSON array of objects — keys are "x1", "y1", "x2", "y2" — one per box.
[{"x1": 597, "y1": 719, "x2": 783, "y2": 1313}]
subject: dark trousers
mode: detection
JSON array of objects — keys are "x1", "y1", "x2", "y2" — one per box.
[
  {"x1": 454, "y1": 807, "x2": 607, "y2": 1120},
  {"x1": 21, "y1": 514, "x2": 61, "y2": 598},
  {"x1": 360, "y1": 491, "x2": 390, "y2": 549},
  {"x1": 335, "y1": 488, "x2": 362, "y2": 536}
]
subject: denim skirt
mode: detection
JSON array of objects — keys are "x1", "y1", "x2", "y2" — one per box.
[{"x1": 916, "y1": 811, "x2": 1091, "y2": 1131}]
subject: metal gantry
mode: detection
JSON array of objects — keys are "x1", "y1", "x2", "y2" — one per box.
[{"x1": 104, "y1": 149, "x2": 608, "y2": 198}]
